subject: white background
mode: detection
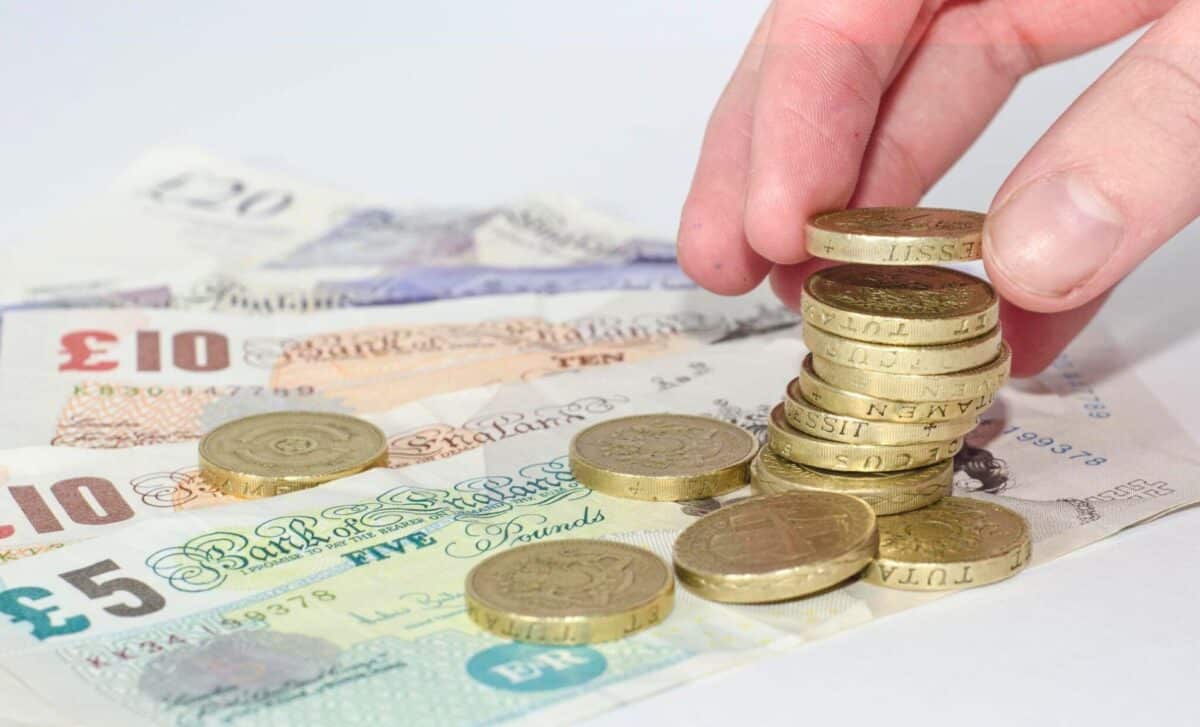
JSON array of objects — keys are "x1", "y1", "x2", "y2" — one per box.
[{"x1": 2, "y1": 2, "x2": 1199, "y2": 725}]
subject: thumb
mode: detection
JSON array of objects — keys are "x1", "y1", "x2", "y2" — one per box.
[{"x1": 982, "y1": 0, "x2": 1200, "y2": 315}]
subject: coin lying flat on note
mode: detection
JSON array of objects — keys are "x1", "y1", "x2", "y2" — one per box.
[
  {"x1": 569, "y1": 414, "x2": 757, "y2": 501},
  {"x1": 465, "y1": 539, "x2": 674, "y2": 644},
  {"x1": 673, "y1": 491, "x2": 877, "y2": 603},
  {"x1": 200, "y1": 411, "x2": 388, "y2": 499},
  {"x1": 864, "y1": 497, "x2": 1032, "y2": 592}
]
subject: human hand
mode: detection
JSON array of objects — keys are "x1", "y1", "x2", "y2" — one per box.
[{"x1": 677, "y1": 0, "x2": 1197, "y2": 376}]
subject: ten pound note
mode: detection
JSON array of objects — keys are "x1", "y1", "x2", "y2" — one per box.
[
  {"x1": 0, "y1": 325, "x2": 1197, "y2": 725},
  {"x1": 0, "y1": 287, "x2": 797, "y2": 450}
]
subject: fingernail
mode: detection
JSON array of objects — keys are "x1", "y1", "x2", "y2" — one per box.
[{"x1": 985, "y1": 173, "x2": 1123, "y2": 297}]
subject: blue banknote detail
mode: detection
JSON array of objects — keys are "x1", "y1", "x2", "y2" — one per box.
[
  {"x1": 266, "y1": 207, "x2": 490, "y2": 269},
  {"x1": 466, "y1": 643, "x2": 606, "y2": 692},
  {"x1": 264, "y1": 205, "x2": 676, "y2": 271},
  {"x1": 318, "y1": 261, "x2": 694, "y2": 307},
  {"x1": 168, "y1": 262, "x2": 694, "y2": 313},
  {"x1": 1, "y1": 286, "x2": 171, "y2": 312}
]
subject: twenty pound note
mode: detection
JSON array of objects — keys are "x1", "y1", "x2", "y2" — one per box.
[{"x1": 0, "y1": 146, "x2": 674, "y2": 309}]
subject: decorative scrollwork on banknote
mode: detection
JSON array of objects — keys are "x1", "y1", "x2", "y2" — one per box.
[
  {"x1": 320, "y1": 485, "x2": 456, "y2": 527},
  {"x1": 512, "y1": 458, "x2": 588, "y2": 507},
  {"x1": 388, "y1": 424, "x2": 464, "y2": 465},
  {"x1": 243, "y1": 337, "x2": 291, "y2": 368},
  {"x1": 145, "y1": 532, "x2": 252, "y2": 593},
  {"x1": 387, "y1": 397, "x2": 630, "y2": 467},
  {"x1": 129, "y1": 467, "x2": 214, "y2": 509},
  {"x1": 444, "y1": 513, "x2": 551, "y2": 559},
  {"x1": 709, "y1": 399, "x2": 771, "y2": 443},
  {"x1": 253, "y1": 515, "x2": 327, "y2": 549}
]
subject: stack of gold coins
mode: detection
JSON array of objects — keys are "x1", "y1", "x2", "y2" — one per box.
[
  {"x1": 477, "y1": 208, "x2": 1032, "y2": 634},
  {"x1": 752, "y1": 207, "x2": 1030, "y2": 591}
]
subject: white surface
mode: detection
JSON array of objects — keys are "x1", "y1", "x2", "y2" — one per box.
[{"x1": 2, "y1": 3, "x2": 1199, "y2": 725}]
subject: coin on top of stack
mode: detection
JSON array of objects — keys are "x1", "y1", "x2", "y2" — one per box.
[
  {"x1": 200, "y1": 411, "x2": 389, "y2": 499},
  {"x1": 569, "y1": 414, "x2": 757, "y2": 501},
  {"x1": 805, "y1": 207, "x2": 984, "y2": 265}
]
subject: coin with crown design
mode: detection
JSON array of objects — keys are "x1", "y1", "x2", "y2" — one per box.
[
  {"x1": 569, "y1": 414, "x2": 758, "y2": 501},
  {"x1": 465, "y1": 539, "x2": 674, "y2": 644},
  {"x1": 864, "y1": 497, "x2": 1031, "y2": 591},
  {"x1": 673, "y1": 491, "x2": 877, "y2": 603}
]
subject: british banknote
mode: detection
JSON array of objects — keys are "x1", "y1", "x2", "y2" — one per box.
[
  {"x1": 0, "y1": 338, "x2": 792, "y2": 558},
  {"x1": 0, "y1": 322, "x2": 1195, "y2": 726},
  {"x1": 0, "y1": 147, "x2": 674, "y2": 310},
  {"x1": 0, "y1": 287, "x2": 796, "y2": 448},
  {"x1": 168, "y1": 261, "x2": 692, "y2": 314}
]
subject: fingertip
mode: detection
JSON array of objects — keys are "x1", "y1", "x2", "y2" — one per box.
[
  {"x1": 1008, "y1": 340, "x2": 1061, "y2": 379},
  {"x1": 677, "y1": 197, "x2": 772, "y2": 295},
  {"x1": 998, "y1": 295, "x2": 1109, "y2": 378},
  {"x1": 983, "y1": 164, "x2": 1128, "y2": 313},
  {"x1": 743, "y1": 181, "x2": 813, "y2": 265}
]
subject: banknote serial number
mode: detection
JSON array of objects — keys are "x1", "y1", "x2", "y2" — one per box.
[
  {"x1": 71, "y1": 384, "x2": 316, "y2": 398},
  {"x1": 1053, "y1": 354, "x2": 1111, "y2": 419},
  {"x1": 220, "y1": 589, "x2": 337, "y2": 627},
  {"x1": 1000, "y1": 425, "x2": 1107, "y2": 465}
]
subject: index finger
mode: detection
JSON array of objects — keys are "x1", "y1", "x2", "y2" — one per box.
[{"x1": 744, "y1": 0, "x2": 930, "y2": 264}]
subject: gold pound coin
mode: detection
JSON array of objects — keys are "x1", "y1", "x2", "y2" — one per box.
[
  {"x1": 801, "y1": 264, "x2": 998, "y2": 345},
  {"x1": 569, "y1": 414, "x2": 757, "y2": 501},
  {"x1": 783, "y1": 380, "x2": 978, "y2": 445},
  {"x1": 673, "y1": 491, "x2": 877, "y2": 603},
  {"x1": 813, "y1": 343, "x2": 1012, "y2": 403},
  {"x1": 864, "y1": 497, "x2": 1032, "y2": 591},
  {"x1": 466, "y1": 539, "x2": 674, "y2": 644},
  {"x1": 806, "y1": 208, "x2": 984, "y2": 264},
  {"x1": 200, "y1": 412, "x2": 388, "y2": 499},
  {"x1": 803, "y1": 324, "x2": 1002, "y2": 376},
  {"x1": 751, "y1": 448, "x2": 951, "y2": 516},
  {"x1": 798, "y1": 357, "x2": 996, "y2": 423},
  {"x1": 767, "y1": 405, "x2": 962, "y2": 472}
]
